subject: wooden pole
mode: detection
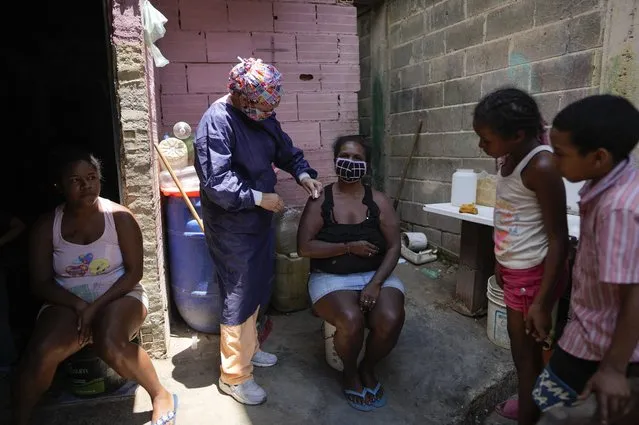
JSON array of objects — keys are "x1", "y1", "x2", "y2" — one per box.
[
  {"x1": 153, "y1": 143, "x2": 205, "y2": 232},
  {"x1": 393, "y1": 120, "x2": 423, "y2": 211}
]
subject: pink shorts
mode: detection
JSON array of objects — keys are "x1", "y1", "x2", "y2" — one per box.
[{"x1": 498, "y1": 262, "x2": 567, "y2": 316}]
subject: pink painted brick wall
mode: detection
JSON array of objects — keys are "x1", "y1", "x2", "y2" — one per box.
[{"x1": 155, "y1": 0, "x2": 360, "y2": 207}]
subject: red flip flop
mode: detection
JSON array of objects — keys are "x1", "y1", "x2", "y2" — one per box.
[{"x1": 495, "y1": 398, "x2": 518, "y2": 420}]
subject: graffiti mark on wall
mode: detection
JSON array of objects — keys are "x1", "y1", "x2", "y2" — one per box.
[{"x1": 509, "y1": 53, "x2": 533, "y2": 91}]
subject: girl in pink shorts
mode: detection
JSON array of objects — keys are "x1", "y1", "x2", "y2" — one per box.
[{"x1": 473, "y1": 88, "x2": 569, "y2": 425}]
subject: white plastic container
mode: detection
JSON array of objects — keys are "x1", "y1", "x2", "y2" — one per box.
[
  {"x1": 158, "y1": 137, "x2": 189, "y2": 171},
  {"x1": 400, "y1": 244, "x2": 437, "y2": 265},
  {"x1": 323, "y1": 321, "x2": 367, "y2": 371},
  {"x1": 451, "y1": 169, "x2": 478, "y2": 207},
  {"x1": 159, "y1": 165, "x2": 201, "y2": 195},
  {"x1": 487, "y1": 275, "x2": 510, "y2": 350}
]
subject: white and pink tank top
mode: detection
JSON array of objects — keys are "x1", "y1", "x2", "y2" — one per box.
[
  {"x1": 494, "y1": 145, "x2": 553, "y2": 270},
  {"x1": 52, "y1": 197, "x2": 146, "y2": 305}
]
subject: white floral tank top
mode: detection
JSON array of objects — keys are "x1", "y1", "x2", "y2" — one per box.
[{"x1": 52, "y1": 197, "x2": 132, "y2": 303}]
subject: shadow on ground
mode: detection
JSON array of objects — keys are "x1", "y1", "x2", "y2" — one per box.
[
  {"x1": 33, "y1": 399, "x2": 150, "y2": 425},
  {"x1": 2, "y1": 261, "x2": 516, "y2": 424},
  {"x1": 170, "y1": 329, "x2": 221, "y2": 390}
]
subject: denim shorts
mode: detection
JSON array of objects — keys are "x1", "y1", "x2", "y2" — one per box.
[{"x1": 308, "y1": 270, "x2": 405, "y2": 304}]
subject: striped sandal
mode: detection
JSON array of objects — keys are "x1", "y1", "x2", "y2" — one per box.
[
  {"x1": 344, "y1": 388, "x2": 374, "y2": 412},
  {"x1": 365, "y1": 382, "x2": 388, "y2": 408}
]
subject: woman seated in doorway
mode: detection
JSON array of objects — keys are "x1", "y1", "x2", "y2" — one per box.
[
  {"x1": 297, "y1": 135, "x2": 405, "y2": 412},
  {"x1": 12, "y1": 146, "x2": 178, "y2": 425}
]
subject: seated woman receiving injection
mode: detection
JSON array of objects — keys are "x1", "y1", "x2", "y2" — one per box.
[
  {"x1": 297, "y1": 135, "x2": 405, "y2": 412},
  {"x1": 12, "y1": 146, "x2": 177, "y2": 425}
]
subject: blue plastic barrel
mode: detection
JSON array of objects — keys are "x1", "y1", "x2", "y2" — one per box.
[{"x1": 165, "y1": 195, "x2": 222, "y2": 334}]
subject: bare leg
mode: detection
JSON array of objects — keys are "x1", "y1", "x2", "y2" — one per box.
[
  {"x1": 507, "y1": 307, "x2": 543, "y2": 425},
  {"x1": 92, "y1": 297, "x2": 173, "y2": 424},
  {"x1": 359, "y1": 288, "x2": 405, "y2": 397},
  {"x1": 12, "y1": 306, "x2": 84, "y2": 425},
  {"x1": 313, "y1": 291, "x2": 367, "y2": 404}
]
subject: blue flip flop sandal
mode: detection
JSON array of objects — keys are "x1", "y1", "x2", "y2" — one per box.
[
  {"x1": 153, "y1": 394, "x2": 179, "y2": 425},
  {"x1": 365, "y1": 382, "x2": 387, "y2": 408},
  {"x1": 344, "y1": 388, "x2": 374, "y2": 412}
]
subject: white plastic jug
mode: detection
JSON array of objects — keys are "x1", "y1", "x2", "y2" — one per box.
[{"x1": 451, "y1": 169, "x2": 478, "y2": 207}]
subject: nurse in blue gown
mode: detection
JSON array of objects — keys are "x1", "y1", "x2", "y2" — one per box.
[{"x1": 194, "y1": 57, "x2": 322, "y2": 406}]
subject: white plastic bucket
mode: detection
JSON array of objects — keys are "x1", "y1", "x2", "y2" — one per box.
[
  {"x1": 159, "y1": 165, "x2": 200, "y2": 195},
  {"x1": 487, "y1": 275, "x2": 510, "y2": 350},
  {"x1": 323, "y1": 321, "x2": 367, "y2": 371},
  {"x1": 486, "y1": 275, "x2": 560, "y2": 351}
]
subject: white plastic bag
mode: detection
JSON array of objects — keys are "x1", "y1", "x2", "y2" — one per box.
[
  {"x1": 142, "y1": 0, "x2": 169, "y2": 67},
  {"x1": 274, "y1": 208, "x2": 303, "y2": 255}
]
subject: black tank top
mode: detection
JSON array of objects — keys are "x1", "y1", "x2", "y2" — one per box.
[{"x1": 311, "y1": 184, "x2": 387, "y2": 275}]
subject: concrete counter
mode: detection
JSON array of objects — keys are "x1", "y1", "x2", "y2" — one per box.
[
  {"x1": 423, "y1": 203, "x2": 580, "y2": 316},
  {"x1": 423, "y1": 203, "x2": 580, "y2": 239}
]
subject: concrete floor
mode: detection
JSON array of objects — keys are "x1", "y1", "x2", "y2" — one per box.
[
  {"x1": 485, "y1": 411, "x2": 517, "y2": 425},
  {"x1": 3, "y1": 261, "x2": 516, "y2": 425}
]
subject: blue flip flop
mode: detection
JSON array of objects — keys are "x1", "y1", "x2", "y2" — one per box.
[
  {"x1": 153, "y1": 394, "x2": 179, "y2": 425},
  {"x1": 344, "y1": 388, "x2": 374, "y2": 412},
  {"x1": 365, "y1": 382, "x2": 387, "y2": 408}
]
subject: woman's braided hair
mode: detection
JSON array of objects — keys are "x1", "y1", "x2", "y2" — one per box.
[{"x1": 473, "y1": 88, "x2": 547, "y2": 143}]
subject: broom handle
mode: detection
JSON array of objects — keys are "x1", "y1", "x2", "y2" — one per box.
[{"x1": 153, "y1": 143, "x2": 205, "y2": 232}]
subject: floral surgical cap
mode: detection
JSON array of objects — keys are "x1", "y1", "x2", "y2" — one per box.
[{"x1": 228, "y1": 57, "x2": 282, "y2": 107}]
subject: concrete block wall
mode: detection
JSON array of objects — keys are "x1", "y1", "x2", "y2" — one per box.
[
  {"x1": 360, "y1": 0, "x2": 605, "y2": 256},
  {"x1": 154, "y1": 0, "x2": 360, "y2": 207},
  {"x1": 599, "y1": 0, "x2": 639, "y2": 160},
  {"x1": 111, "y1": 0, "x2": 169, "y2": 356}
]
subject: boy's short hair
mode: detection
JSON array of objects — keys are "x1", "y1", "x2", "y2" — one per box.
[{"x1": 552, "y1": 94, "x2": 639, "y2": 161}]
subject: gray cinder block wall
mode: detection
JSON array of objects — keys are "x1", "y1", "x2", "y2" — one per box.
[{"x1": 358, "y1": 0, "x2": 638, "y2": 256}]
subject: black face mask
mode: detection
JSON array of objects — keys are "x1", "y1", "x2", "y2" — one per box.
[{"x1": 335, "y1": 158, "x2": 367, "y2": 183}]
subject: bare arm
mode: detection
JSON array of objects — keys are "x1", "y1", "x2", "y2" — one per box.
[
  {"x1": 90, "y1": 205, "x2": 144, "y2": 312},
  {"x1": 524, "y1": 152, "x2": 569, "y2": 308},
  {"x1": 297, "y1": 192, "x2": 349, "y2": 259},
  {"x1": 367, "y1": 191, "x2": 401, "y2": 287},
  {"x1": 0, "y1": 216, "x2": 26, "y2": 248},
  {"x1": 29, "y1": 214, "x2": 87, "y2": 310}
]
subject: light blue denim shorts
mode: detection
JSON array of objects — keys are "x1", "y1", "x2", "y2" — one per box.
[{"x1": 308, "y1": 270, "x2": 405, "y2": 304}]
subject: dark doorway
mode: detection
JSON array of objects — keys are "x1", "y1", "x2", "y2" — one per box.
[{"x1": 0, "y1": 0, "x2": 120, "y2": 358}]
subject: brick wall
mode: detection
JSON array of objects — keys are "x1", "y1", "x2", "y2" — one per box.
[
  {"x1": 360, "y1": 0, "x2": 605, "y2": 256},
  {"x1": 111, "y1": 0, "x2": 169, "y2": 356},
  {"x1": 153, "y1": 0, "x2": 360, "y2": 207}
]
